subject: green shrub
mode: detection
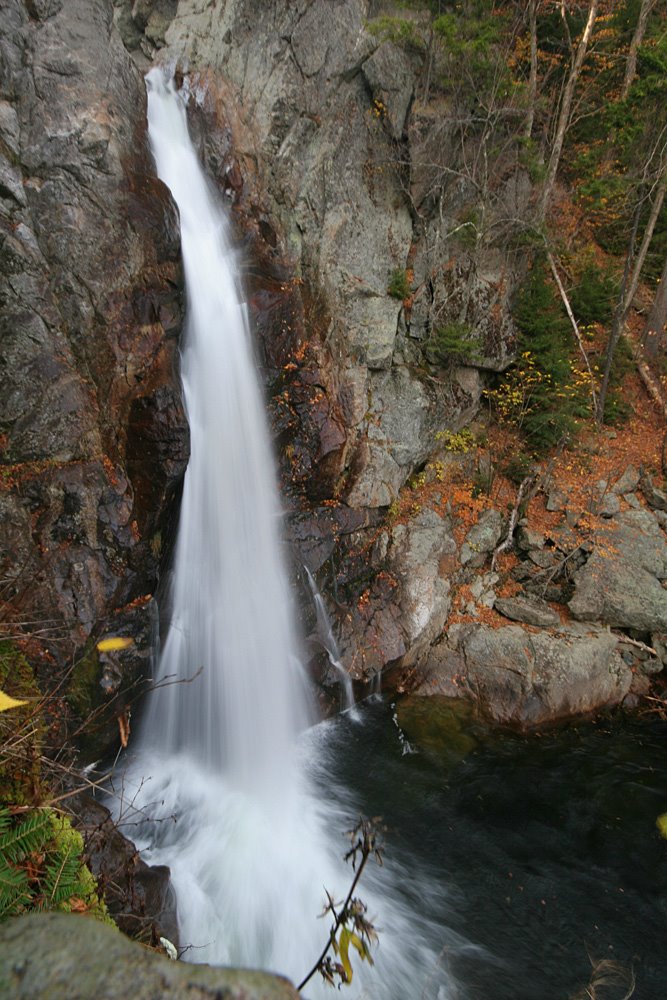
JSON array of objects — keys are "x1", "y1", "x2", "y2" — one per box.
[
  {"x1": 486, "y1": 259, "x2": 595, "y2": 454},
  {"x1": 602, "y1": 335, "x2": 635, "y2": 425},
  {"x1": 503, "y1": 452, "x2": 535, "y2": 486},
  {"x1": 472, "y1": 462, "x2": 495, "y2": 497},
  {"x1": 433, "y1": 5, "x2": 506, "y2": 87},
  {"x1": 426, "y1": 322, "x2": 481, "y2": 368},
  {"x1": 518, "y1": 136, "x2": 546, "y2": 184},
  {"x1": 436, "y1": 428, "x2": 476, "y2": 453},
  {"x1": 570, "y1": 260, "x2": 618, "y2": 325},
  {"x1": 453, "y1": 206, "x2": 481, "y2": 249},
  {"x1": 366, "y1": 15, "x2": 426, "y2": 52},
  {"x1": 388, "y1": 268, "x2": 411, "y2": 301},
  {"x1": 515, "y1": 261, "x2": 578, "y2": 450},
  {"x1": 0, "y1": 642, "x2": 43, "y2": 805}
]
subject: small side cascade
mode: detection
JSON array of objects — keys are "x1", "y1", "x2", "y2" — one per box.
[
  {"x1": 368, "y1": 669, "x2": 383, "y2": 702},
  {"x1": 304, "y1": 566, "x2": 357, "y2": 717}
]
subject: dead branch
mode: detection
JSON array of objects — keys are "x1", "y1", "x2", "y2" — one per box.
[
  {"x1": 492, "y1": 473, "x2": 538, "y2": 570},
  {"x1": 636, "y1": 358, "x2": 667, "y2": 422},
  {"x1": 615, "y1": 634, "x2": 657, "y2": 657},
  {"x1": 547, "y1": 250, "x2": 598, "y2": 415}
]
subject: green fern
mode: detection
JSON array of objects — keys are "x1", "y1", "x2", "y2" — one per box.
[
  {"x1": 43, "y1": 827, "x2": 85, "y2": 908},
  {"x1": 0, "y1": 808, "x2": 52, "y2": 864},
  {"x1": 0, "y1": 806, "x2": 107, "y2": 921},
  {"x1": 0, "y1": 860, "x2": 30, "y2": 918}
]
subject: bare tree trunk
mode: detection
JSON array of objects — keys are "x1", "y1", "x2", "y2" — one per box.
[
  {"x1": 637, "y1": 355, "x2": 667, "y2": 420},
  {"x1": 422, "y1": 23, "x2": 435, "y2": 104},
  {"x1": 547, "y1": 250, "x2": 598, "y2": 414},
  {"x1": 538, "y1": 0, "x2": 598, "y2": 221},
  {"x1": 642, "y1": 253, "x2": 667, "y2": 361},
  {"x1": 524, "y1": 0, "x2": 538, "y2": 139},
  {"x1": 621, "y1": 0, "x2": 657, "y2": 100},
  {"x1": 621, "y1": 164, "x2": 667, "y2": 316},
  {"x1": 598, "y1": 162, "x2": 667, "y2": 421},
  {"x1": 597, "y1": 207, "x2": 641, "y2": 424},
  {"x1": 491, "y1": 474, "x2": 538, "y2": 570}
]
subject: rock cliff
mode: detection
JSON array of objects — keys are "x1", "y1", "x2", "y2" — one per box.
[
  {"x1": 109, "y1": 0, "x2": 525, "y2": 683},
  {"x1": 0, "y1": 0, "x2": 188, "y2": 683},
  {"x1": 1, "y1": 0, "x2": 663, "y2": 733}
]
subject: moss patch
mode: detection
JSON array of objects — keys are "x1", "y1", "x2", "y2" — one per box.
[
  {"x1": 396, "y1": 695, "x2": 478, "y2": 765},
  {"x1": 0, "y1": 642, "x2": 44, "y2": 805},
  {"x1": 66, "y1": 643, "x2": 101, "y2": 721}
]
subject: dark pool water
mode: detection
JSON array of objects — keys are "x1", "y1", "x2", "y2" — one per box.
[{"x1": 319, "y1": 697, "x2": 667, "y2": 1000}]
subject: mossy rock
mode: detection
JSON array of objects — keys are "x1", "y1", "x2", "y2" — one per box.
[
  {"x1": 67, "y1": 601, "x2": 157, "y2": 759},
  {"x1": 66, "y1": 642, "x2": 121, "y2": 759},
  {"x1": 46, "y1": 813, "x2": 114, "y2": 925},
  {"x1": 66, "y1": 641, "x2": 102, "y2": 721},
  {"x1": 0, "y1": 913, "x2": 301, "y2": 999},
  {"x1": 0, "y1": 641, "x2": 44, "y2": 804},
  {"x1": 396, "y1": 695, "x2": 478, "y2": 765}
]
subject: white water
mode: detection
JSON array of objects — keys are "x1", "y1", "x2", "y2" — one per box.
[{"x1": 112, "y1": 69, "x2": 460, "y2": 999}]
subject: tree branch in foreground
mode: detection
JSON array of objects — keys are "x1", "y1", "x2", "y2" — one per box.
[{"x1": 297, "y1": 817, "x2": 384, "y2": 992}]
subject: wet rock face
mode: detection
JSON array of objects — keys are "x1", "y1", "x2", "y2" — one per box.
[
  {"x1": 328, "y1": 506, "x2": 457, "y2": 682},
  {"x1": 0, "y1": 0, "x2": 526, "y2": 695},
  {"x1": 0, "y1": 0, "x2": 188, "y2": 662},
  {"x1": 69, "y1": 794, "x2": 178, "y2": 947}
]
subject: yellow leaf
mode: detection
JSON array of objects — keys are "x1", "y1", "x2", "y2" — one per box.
[
  {"x1": 338, "y1": 927, "x2": 353, "y2": 983},
  {"x1": 350, "y1": 931, "x2": 366, "y2": 958},
  {"x1": 97, "y1": 636, "x2": 134, "y2": 653},
  {"x1": 347, "y1": 930, "x2": 374, "y2": 966},
  {"x1": 0, "y1": 689, "x2": 28, "y2": 712},
  {"x1": 657, "y1": 813, "x2": 667, "y2": 839}
]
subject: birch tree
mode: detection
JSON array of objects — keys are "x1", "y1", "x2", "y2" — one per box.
[
  {"x1": 621, "y1": 0, "x2": 658, "y2": 100},
  {"x1": 538, "y1": 0, "x2": 599, "y2": 221},
  {"x1": 598, "y1": 141, "x2": 667, "y2": 420},
  {"x1": 524, "y1": 0, "x2": 539, "y2": 139},
  {"x1": 641, "y1": 253, "x2": 667, "y2": 361}
]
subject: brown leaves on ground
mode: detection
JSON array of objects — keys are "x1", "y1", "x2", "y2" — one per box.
[{"x1": 398, "y1": 352, "x2": 664, "y2": 630}]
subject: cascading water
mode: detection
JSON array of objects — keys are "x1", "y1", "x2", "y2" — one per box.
[
  {"x1": 113, "y1": 68, "x2": 460, "y2": 999},
  {"x1": 139, "y1": 69, "x2": 309, "y2": 791}
]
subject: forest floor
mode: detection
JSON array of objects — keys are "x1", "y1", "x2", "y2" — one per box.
[{"x1": 388, "y1": 292, "x2": 666, "y2": 646}]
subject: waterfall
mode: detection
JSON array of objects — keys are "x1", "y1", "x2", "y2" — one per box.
[
  {"x1": 140, "y1": 68, "x2": 309, "y2": 792},
  {"x1": 112, "y1": 68, "x2": 457, "y2": 999}
]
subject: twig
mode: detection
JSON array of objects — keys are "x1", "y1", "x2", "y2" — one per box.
[
  {"x1": 538, "y1": 544, "x2": 584, "y2": 596},
  {"x1": 615, "y1": 634, "x2": 657, "y2": 657},
  {"x1": 297, "y1": 819, "x2": 381, "y2": 993},
  {"x1": 297, "y1": 869, "x2": 366, "y2": 991}
]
